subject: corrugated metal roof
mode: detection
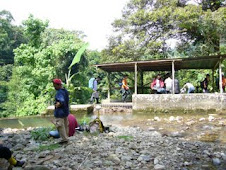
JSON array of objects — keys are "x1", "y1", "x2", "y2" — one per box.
[{"x1": 95, "y1": 54, "x2": 226, "y2": 72}]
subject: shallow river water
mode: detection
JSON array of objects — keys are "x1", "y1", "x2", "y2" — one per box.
[{"x1": 0, "y1": 111, "x2": 225, "y2": 144}]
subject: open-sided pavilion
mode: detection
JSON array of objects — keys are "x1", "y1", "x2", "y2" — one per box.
[{"x1": 96, "y1": 54, "x2": 226, "y2": 112}]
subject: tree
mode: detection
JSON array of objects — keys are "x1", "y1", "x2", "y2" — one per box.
[
  {"x1": 23, "y1": 15, "x2": 48, "y2": 48},
  {"x1": 0, "y1": 10, "x2": 26, "y2": 115},
  {"x1": 103, "y1": 0, "x2": 225, "y2": 63},
  {"x1": 0, "y1": 10, "x2": 26, "y2": 65},
  {"x1": 3, "y1": 15, "x2": 93, "y2": 116}
]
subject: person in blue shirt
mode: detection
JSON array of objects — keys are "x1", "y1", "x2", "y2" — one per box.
[
  {"x1": 90, "y1": 76, "x2": 101, "y2": 104},
  {"x1": 52, "y1": 79, "x2": 70, "y2": 144}
]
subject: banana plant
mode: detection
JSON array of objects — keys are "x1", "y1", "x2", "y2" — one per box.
[{"x1": 65, "y1": 43, "x2": 89, "y2": 88}]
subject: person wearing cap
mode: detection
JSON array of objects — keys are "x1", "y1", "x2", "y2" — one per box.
[{"x1": 52, "y1": 78, "x2": 70, "y2": 144}]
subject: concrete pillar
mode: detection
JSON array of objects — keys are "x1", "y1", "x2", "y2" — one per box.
[
  {"x1": 219, "y1": 59, "x2": 223, "y2": 93},
  {"x1": 172, "y1": 61, "x2": 175, "y2": 94},
  {"x1": 107, "y1": 72, "x2": 111, "y2": 101},
  {"x1": 135, "y1": 63, "x2": 138, "y2": 94},
  {"x1": 212, "y1": 69, "x2": 215, "y2": 92},
  {"x1": 141, "y1": 71, "x2": 144, "y2": 94}
]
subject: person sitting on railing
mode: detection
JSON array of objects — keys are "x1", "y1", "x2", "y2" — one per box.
[
  {"x1": 200, "y1": 74, "x2": 210, "y2": 93},
  {"x1": 164, "y1": 73, "x2": 172, "y2": 94},
  {"x1": 121, "y1": 75, "x2": 130, "y2": 102},
  {"x1": 151, "y1": 74, "x2": 166, "y2": 94}
]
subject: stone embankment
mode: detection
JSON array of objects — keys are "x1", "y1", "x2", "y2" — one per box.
[{"x1": 1, "y1": 124, "x2": 226, "y2": 170}]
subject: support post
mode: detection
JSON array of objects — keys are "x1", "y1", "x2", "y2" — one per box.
[
  {"x1": 219, "y1": 59, "x2": 223, "y2": 94},
  {"x1": 172, "y1": 61, "x2": 175, "y2": 94},
  {"x1": 141, "y1": 71, "x2": 144, "y2": 94},
  {"x1": 212, "y1": 69, "x2": 215, "y2": 92},
  {"x1": 135, "y1": 63, "x2": 138, "y2": 94},
  {"x1": 107, "y1": 72, "x2": 111, "y2": 101}
]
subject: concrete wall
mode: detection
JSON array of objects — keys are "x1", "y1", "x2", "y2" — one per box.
[
  {"x1": 43, "y1": 104, "x2": 94, "y2": 116},
  {"x1": 132, "y1": 94, "x2": 226, "y2": 112}
]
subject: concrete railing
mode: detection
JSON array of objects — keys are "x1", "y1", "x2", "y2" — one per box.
[{"x1": 132, "y1": 93, "x2": 226, "y2": 113}]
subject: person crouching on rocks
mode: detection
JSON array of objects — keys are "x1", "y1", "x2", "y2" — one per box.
[
  {"x1": 0, "y1": 141, "x2": 25, "y2": 167},
  {"x1": 49, "y1": 114, "x2": 79, "y2": 138}
]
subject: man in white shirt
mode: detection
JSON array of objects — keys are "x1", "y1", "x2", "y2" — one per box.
[
  {"x1": 182, "y1": 82, "x2": 195, "y2": 93},
  {"x1": 164, "y1": 73, "x2": 172, "y2": 94}
]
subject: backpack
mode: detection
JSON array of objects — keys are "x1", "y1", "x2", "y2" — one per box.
[
  {"x1": 89, "y1": 117, "x2": 104, "y2": 133},
  {"x1": 89, "y1": 78, "x2": 95, "y2": 89}
]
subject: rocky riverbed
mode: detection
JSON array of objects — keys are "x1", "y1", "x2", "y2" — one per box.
[{"x1": 1, "y1": 116, "x2": 226, "y2": 170}]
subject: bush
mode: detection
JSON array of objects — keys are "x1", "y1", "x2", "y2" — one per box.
[{"x1": 31, "y1": 127, "x2": 54, "y2": 141}]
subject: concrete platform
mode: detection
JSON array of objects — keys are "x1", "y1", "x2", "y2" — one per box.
[{"x1": 101, "y1": 102, "x2": 132, "y2": 109}]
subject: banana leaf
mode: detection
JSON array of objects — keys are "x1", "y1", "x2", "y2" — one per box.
[{"x1": 69, "y1": 43, "x2": 89, "y2": 69}]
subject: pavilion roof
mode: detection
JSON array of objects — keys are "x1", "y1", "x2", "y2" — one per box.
[{"x1": 95, "y1": 54, "x2": 226, "y2": 72}]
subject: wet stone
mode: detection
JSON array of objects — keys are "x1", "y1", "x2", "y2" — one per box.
[{"x1": 212, "y1": 158, "x2": 221, "y2": 166}]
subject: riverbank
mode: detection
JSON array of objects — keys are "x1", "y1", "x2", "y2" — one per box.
[{"x1": 1, "y1": 120, "x2": 226, "y2": 170}]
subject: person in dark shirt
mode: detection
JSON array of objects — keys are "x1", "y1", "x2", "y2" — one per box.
[
  {"x1": 52, "y1": 79, "x2": 70, "y2": 144},
  {"x1": 201, "y1": 74, "x2": 210, "y2": 93}
]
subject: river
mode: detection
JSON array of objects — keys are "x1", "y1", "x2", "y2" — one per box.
[{"x1": 0, "y1": 111, "x2": 225, "y2": 144}]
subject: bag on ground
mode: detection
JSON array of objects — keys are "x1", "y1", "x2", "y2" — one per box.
[{"x1": 89, "y1": 118, "x2": 104, "y2": 133}]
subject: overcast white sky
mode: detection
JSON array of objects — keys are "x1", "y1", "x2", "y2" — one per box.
[{"x1": 0, "y1": 0, "x2": 128, "y2": 51}]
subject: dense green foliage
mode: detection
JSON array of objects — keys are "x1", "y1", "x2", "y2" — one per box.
[
  {"x1": 102, "y1": 0, "x2": 226, "y2": 62},
  {"x1": 0, "y1": 10, "x2": 26, "y2": 65},
  {"x1": 0, "y1": 11, "x2": 27, "y2": 113},
  {"x1": 0, "y1": 13, "x2": 101, "y2": 117}
]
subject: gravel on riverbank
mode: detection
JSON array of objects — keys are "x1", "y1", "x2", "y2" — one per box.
[{"x1": 1, "y1": 125, "x2": 226, "y2": 170}]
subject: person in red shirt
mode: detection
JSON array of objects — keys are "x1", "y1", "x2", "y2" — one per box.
[
  {"x1": 150, "y1": 74, "x2": 165, "y2": 94},
  {"x1": 50, "y1": 114, "x2": 79, "y2": 138},
  {"x1": 68, "y1": 114, "x2": 78, "y2": 137}
]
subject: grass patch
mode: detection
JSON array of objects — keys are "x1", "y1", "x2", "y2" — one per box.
[
  {"x1": 78, "y1": 115, "x2": 92, "y2": 125},
  {"x1": 199, "y1": 132, "x2": 219, "y2": 142},
  {"x1": 35, "y1": 143, "x2": 60, "y2": 151},
  {"x1": 31, "y1": 127, "x2": 55, "y2": 141},
  {"x1": 117, "y1": 135, "x2": 133, "y2": 141},
  {"x1": 83, "y1": 131, "x2": 99, "y2": 136}
]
